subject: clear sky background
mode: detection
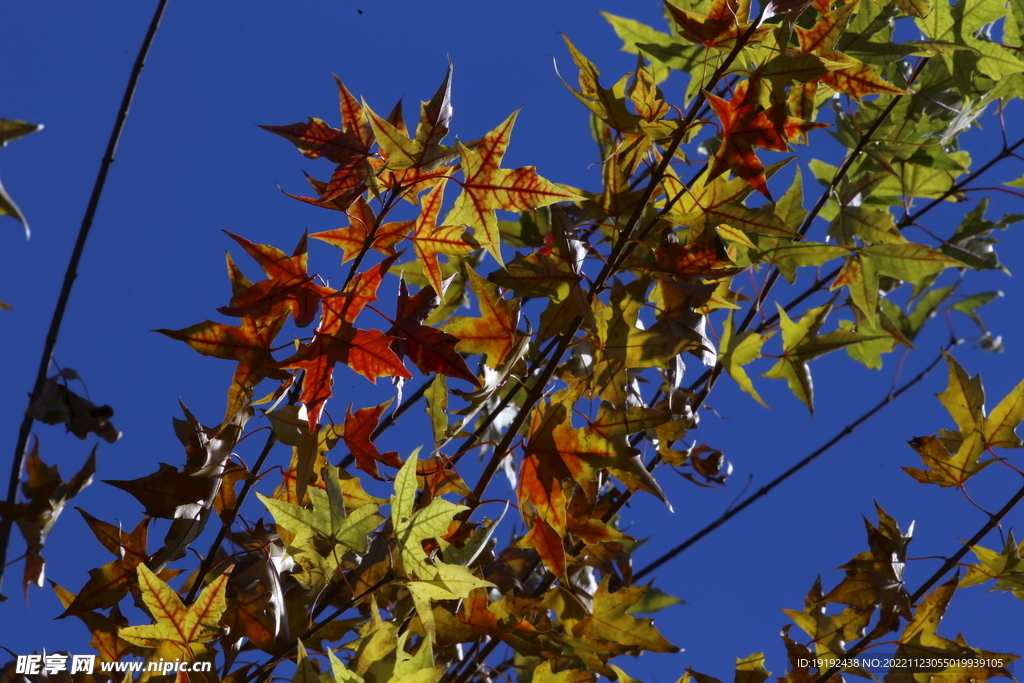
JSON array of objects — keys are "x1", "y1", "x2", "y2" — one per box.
[{"x1": 1, "y1": 0, "x2": 1023, "y2": 680}]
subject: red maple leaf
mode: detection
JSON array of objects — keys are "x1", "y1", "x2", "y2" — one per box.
[
  {"x1": 705, "y1": 83, "x2": 827, "y2": 199},
  {"x1": 261, "y1": 75, "x2": 375, "y2": 205},
  {"x1": 281, "y1": 256, "x2": 411, "y2": 431},
  {"x1": 386, "y1": 278, "x2": 481, "y2": 388},
  {"x1": 344, "y1": 400, "x2": 403, "y2": 481}
]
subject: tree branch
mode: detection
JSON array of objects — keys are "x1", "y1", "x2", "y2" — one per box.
[{"x1": 0, "y1": 0, "x2": 170, "y2": 598}]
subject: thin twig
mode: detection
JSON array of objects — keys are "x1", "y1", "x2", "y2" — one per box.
[
  {"x1": 634, "y1": 339, "x2": 956, "y2": 581},
  {"x1": 0, "y1": 0, "x2": 170, "y2": 597}
]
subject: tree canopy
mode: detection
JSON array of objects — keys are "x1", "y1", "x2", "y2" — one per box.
[{"x1": 1, "y1": 1, "x2": 1023, "y2": 682}]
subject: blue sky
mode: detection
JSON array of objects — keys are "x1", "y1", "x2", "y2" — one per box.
[{"x1": 1, "y1": 0, "x2": 1023, "y2": 680}]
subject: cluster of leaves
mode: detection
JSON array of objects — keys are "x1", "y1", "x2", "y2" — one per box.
[
  {"x1": 771, "y1": 353, "x2": 1024, "y2": 683},
  {"x1": 5, "y1": 0, "x2": 1024, "y2": 680}
]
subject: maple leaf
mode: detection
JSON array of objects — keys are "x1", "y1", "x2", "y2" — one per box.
[
  {"x1": 386, "y1": 277, "x2": 480, "y2": 388},
  {"x1": 157, "y1": 313, "x2": 289, "y2": 419},
  {"x1": 887, "y1": 576, "x2": 1018, "y2": 683},
  {"x1": 705, "y1": 85, "x2": 828, "y2": 200},
  {"x1": 272, "y1": 442, "x2": 384, "y2": 511},
  {"x1": 519, "y1": 519, "x2": 568, "y2": 583},
  {"x1": 366, "y1": 60, "x2": 457, "y2": 172},
  {"x1": 794, "y1": 0, "x2": 861, "y2": 55},
  {"x1": 412, "y1": 175, "x2": 484, "y2": 299},
  {"x1": 763, "y1": 301, "x2": 882, "y2": 413},
  {"x1": 344, "y1": 399, "x2": 403, "y2": 480},
  {"x1": 558, "y1": 35, "x2": 644, "y2": 134},
  {"x1": 792, "y1": 4, "x2": 909, "y2": 100},
  {"x1": 572, "y1": 577, "x2": 680, "y2": 655},
  {"x1": 960, "y1": 530, "x2": 1024, "y2": 598},
  {"x1": 583, "y1": 148, "x2": 649, "y2": 219},
  {"x1": 902, "y1": 434, "x2": 994, "y2": 489},
  {"x1": 218, "y1": 232, "x2": 332, "y2": 327},
  {"x1": 262, "y1": 75, "x2": 375, "y2": 206},
  {"x1": 107, "y1": 404, "x2": 248, "y2": 572},
  {"x1": 446, "y1": 111, "x2": 581, "y2": 266},
  {"x1": 0, "y1": 441, "x2": 95, "y2": 597},
  {"x1": 517, "y1": 450, "x2": 570, "y2": 537},
  {"x1": 663, "y1": 161, "x2": 799, "y2": 238},
  {"x1": 589, "y1": 279, "x2": 700, "y2": 404},
  {"x1": 390, "y1": 449, "x2": 467, "y2": 580},
  {"x1": 719, "y1": 310, "x2": 776, "y2": 407},
  {"x1": 902, "y1": 353, "x2": 1024, "y2": 487},
  {"x1": 442, "y1": 265, "x2": 521, "y2": 368},
  {"x1": 406, "y1": 560, "x2": 495, "y2": 643},
  {"x1": 782, "y1": 577, "x2": 874, "y2": 663},
  {"x1": 51, "y1": 583, "x2": 134, "y2": 664},
  {"x1": 665, "y1": 0, "x2": 771, "y2": 50},
  {"x1": 58, "y1": 513, "x2": 156, "y2": 617},
  {"x1": 266, "y1": 404, "x2": 347, "y2": 505},
  {"x1": 258, "y1": 464, "x2": 383, "y2": 591},
  {"x1": 519, "y1": 383, "x2": 639, "y2": 541},
  {"x1": 281, "y1": 256, "x2": 412, "y2": 431},
  {"x1": 311, "y1": 196, "x2": 411, "y2": 264},
  {"x1": 26, "y1": 370, "x2": 121, "y2": 443},
  {"x1": 822, "y1": 503, "x2": 913, "y2": 622},
  {"x1": 118, "y1": 563, "x2": 228, "y2": 657}
]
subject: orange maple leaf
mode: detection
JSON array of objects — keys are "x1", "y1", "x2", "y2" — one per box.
[
  {"x1": 442, "y1": 265, "x2": 521, "y2": 368},
  {"x1": 705, "y1": 85, "x2": 827, "y2": 199},
  {"x1": 311, "y1": 196, "x2": 411, "y2": 264},
  {"x1": 218, "y1": 232, "x2": 332, "y2": 327},
  {"x1": 665, "y1": 0, "x2": 771, "y2": 50},
  {"x1": 517, "y1": 452, "x2": 569, "y2": 536},
  {"x1": 156, "y1": 314, "x2": 289, "y2": 393},
  {"x1": 412, "y1": 175, "x2": 482, "y2": 298},
  {"x1": 794, "y1": 2, "x2": 907, "y2": 100},
  {"x1": 519, "y1": 519, "x2": 567, "y2": 583}
]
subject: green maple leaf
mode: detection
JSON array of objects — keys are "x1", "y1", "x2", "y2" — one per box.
[
  {"x1": 960, "y1": 530, "x2": 1024, "y2": 599},
  {"x1": 763, "y1": 302, "x2": 883, "y2": 413},
  {"x1": 904, "y1": 353, "x2": 1024, "y2": 487},
  {"x1": 391, "y1": 448, "x2": 467, "y2": 580},
  {"x1": 258, "y1": 464, "x2": 383, "y2": 554},
  {"x1": 719, "y1": 310, "x2": 775, "y2": 407}
]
